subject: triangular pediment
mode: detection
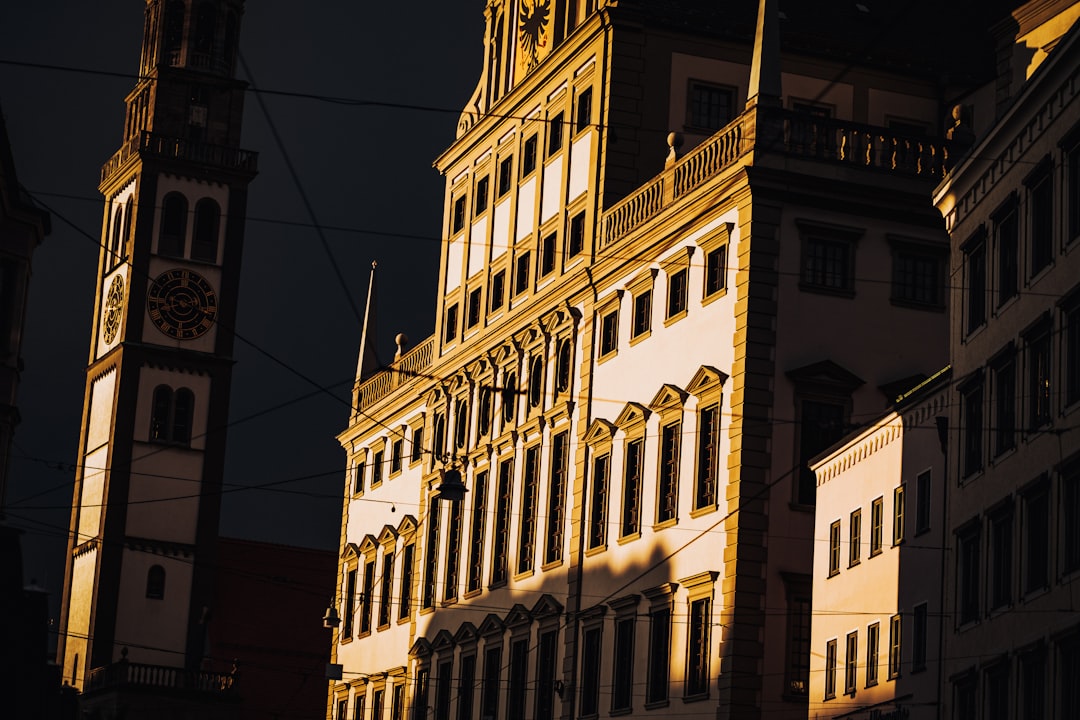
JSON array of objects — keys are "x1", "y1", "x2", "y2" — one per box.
[
  {"x1": 649, "y1": 383, "x2": 688, "y2": 412},
  {"x1": 397, "y1": 514, "x2": 418, "y2": 537},
  {"x1": 583, "y1": 419, "x2": 616, "y2": 445},
  {"x1": 686, "y1": 365, "x2": 728, "y2": 395},
  {"x1": 614, "y1": 402, "x2": 650, "y2": 429},
  {"x1": 504, "y1": 603, "x2": 532, "y2": 629},
  {"x1": 377, "y1": 525, "x2": 399, "y2": 547},
  {"x1": 409, "y1": 637, "x2": 432, "y2": 658},
  {"x1": 454, "y1": 622, "x2": 479, "y2": 645},
  {"x1": 530, "y1": 594, "x2": 564, "y2": 619},
  {"x1": 340, "y1": 542, "x2": 360, "y2": 561},
  {"x1": 432, "y1": 629, "x2": 456, "y2": 652},
  {"x1": 478, "y1": 613, "x2": 504, "y2": 637},
  {"x1": 786, "y1": 360, "x2": 865, "y2": 395},
  {"x1": 358, "y1": 534, "x2": 378, "y2": 555}
]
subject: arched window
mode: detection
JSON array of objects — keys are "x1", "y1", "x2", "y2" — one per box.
[
  {"x1": 160, "y1": 192, "x2": 187, "y2": 257},
  {"x1": 528, "y1": 356, "x2": 544, "y2": 408},
  {"x1": 163, "y1": 0, "x2": 185, "y2": 64},
  {"x1": 477, "y1": 386, "x2": 493, "y2": 437},
  {"x1": 111, "y1": 206, "x2": 124, "y2": 260},
  {"x1": 502, "y1": 371, "x2": 517, "y2": 424},
  {"x1": 191, "y1": 198, "x2": 220, "y2": 262},
  {"x1": 454, "y1": 399, "x2": 468, "y2": 449},
  {"x1": 223, "y1": 12, "x2": 239, "y2": 72},
  {"x1": 146, "y1": 565, "x2": 166, "y2": 599},
  {"x1": 121, "y1": 196, "x2": 134, "y2": 255},
  {"x1": 149, "y1": 385, "x2": 195, "y2": 445},
  {"x1": 194, "y1": 2, "x2": 217, "y2": 59},
  {"x1": 556, "y1": 339, "x2": 572, "y2": 393},
  {"x1": 432, "y1": 413, "x2": 446, "y2": 459}
]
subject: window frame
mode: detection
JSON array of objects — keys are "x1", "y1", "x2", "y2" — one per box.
[
  {"x1": 962, "y1": 228, "x2": 988, "y2": 336},
  {"x1": 685, "y1": 79, "x2": 735, "y2": 133},
  {"x1": 889, "y1": 235, "x2": 947, "y2": 310},
  {"x1": 797, "y1": 219, "x2": 862, "y2": 297}
]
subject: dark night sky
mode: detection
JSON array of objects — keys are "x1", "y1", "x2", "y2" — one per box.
[{"x1": 1, "y1": 2, "x2": 480, "y2": 622}]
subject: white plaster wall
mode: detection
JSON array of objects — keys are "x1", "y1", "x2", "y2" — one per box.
[
  {"x1": 540, "y1": 155, "x2": 564, "y2": 224},
  {"x1": 491, "y1": 197, "x2": 512, "y2": 261},
  {"x1": 64, "y1": 549, "x2": 98, "y2": 689},
  {"x1": 516, "y1": 176, "x2": 537, "y2": 242},
  {"x1": 86, "y1": 368, "x2": 117, "y2": 452},
  {"x1": 445, "y1": 236, "x2": 464, "y2": 294},
  {"x1": 467, "y1": 216, "x2": 488, "y2": 278},
  {"x1": 77, "y1": 445, "x2": 109, "y2": 542},
  {"x1": 567, "y1": 133, "x2": 591, "y2": 202},
  {"x1": 113, "y1": 549, "x2": 193, "y2": 666},
  {"x1": 126, "y1": 448, "x2": 204, "y2": 544},
  {"x1": 867, "y1": 88, "x2": 938, "y2": 129}
]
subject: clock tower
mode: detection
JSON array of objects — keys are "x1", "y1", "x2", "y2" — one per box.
[{"x1": 58, "y1": 0, "x2": 257, "y2": 692}]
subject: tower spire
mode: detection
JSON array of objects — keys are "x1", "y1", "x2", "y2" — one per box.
[
  {"x1": 746, "y1": 0, "x2": 782, "y2": 108},
  {"x1": 355, "y1": 261, "x2": 381, "y2": 382}
]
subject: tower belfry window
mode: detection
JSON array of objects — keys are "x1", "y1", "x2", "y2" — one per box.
[
  {"x1": 150, "y1": 385, "x2": 195, "y2": 445},
  {"x1": 163, "y1": 0, "x2": 185, "y2": 65},
  {"x1": 111, "y1": 206, "x2": 124, "y2": 260},
  {"x1": 193, "y1": 2, "x2": 217, "y2": 68},
  {"x1": 160, "y1": 192, "x2": 187, "y2": 257},
  {"x1": 191, "y1": 198, "x2": 220, "y2": 262},
  {"x1": 146, "y1": 565, "x2": 166, "y2": 599}
]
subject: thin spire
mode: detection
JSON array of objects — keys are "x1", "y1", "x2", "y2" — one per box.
[
  {"x1": 355, "y1": 261, "x2": 380, "y2": 382},
  {"x1": 746, "y1": 0, "x2": 781, "y2": 109}
]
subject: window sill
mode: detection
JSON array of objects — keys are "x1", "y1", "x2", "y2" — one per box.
[
  {"x1": 610, "y1": 708, "x2": 633, "y2": 717},
  {"x1": 340, "y1": 635, "x2": 353, "y2": 645},
  {"x1": 629, "y1": 330, "x2": 651, "y2": 346},
  {"x1": 1021, "y1": 585, "x2": 1051, "y2": 603},
  {"x1": 690, "y1": 504, "x2": 717, "y2": 519},
  {"x1": 396, "y1": 615, "x2": 410, "y2": 626},
  {"x1": 652, "y1": 518, "x2": 678, "y2": 532},
  {"x1": 701, "y1": 287, "x2": 727, "y2": 308},
  {"x1": 585, "y1": 543, "x2": 607, "y2": 557},
  {"x1": 865, "y1": 679, "x2": 878, "y2": 688},
  {"x1": 488, "y1": 580, "x2": 507, "y2": 591},
  {"x1": 463, "y1": 587, "x2": 482, "y2": 600},
  {"x1": 869, "y1": 547, "x2": 883, "y2": 558},
  {"x1": 681, "y1": 692, "x2": 710, "y2": 703},
  {"x1": 512, "y1": 568, "x2": 535, "y2": 582},
  {"x1": 911, "y1": 664, "x2": 926, "y2": 675},
  {"x1": 663, "y1": 310, "x2": 688, "y2": 328},
  {"x1": 440, "y1": 597, "x2": 458, "y2": 608},
  {"x1": 788, "y1": 501, "x2": 815, "y2": 513},
  {"x1": 828, "y1": 569, "x2": 840, "y2": 578},
  {"x1": 541, "y1": 558, "x2": 563, "y2": 573},
  {"x1": 644, "y1": 699, "x2": 670, "y2": 710},
  {"x1": 419, "y1": 606, "x2": 435, "y2": 616},
  {"x1": 848, "y1": 559, "x2": 861, "y2": 569},
  {"x1": 889, "y1": 297, "x2": 945, "y2": 313},
  {"x1": 617, "y1": 530, "x2": 641, "y2": 545},
  {"x1": 598, "y1": 349, "x2": 618, "y2": 364}
]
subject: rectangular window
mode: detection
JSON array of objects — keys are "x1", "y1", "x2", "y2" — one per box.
[
  {"x1": 475, "y1": 175, "x2": 489, "y2": 215},
  {"x1": 354, "y1": 695, "x2": 365, "y2": 720},
  {"x1": 378, "y1": 551, "x2": 394, "y2": 628},
  {"x1": 467, "y1": 470, "x2": 487, "y2": 593},
  {"x1": 687, "y1": 80, "x2": 733, "y2": 131},
  {"x1": 411, "y1": 428, "x2": 423, "y2": 464},
  {"x1": 915, "y1": 470, "x2": 931, "y2": 534},
  {"x1": 894, "y1": 485, "x2": 906, "y2": 544},
  {"x1": 657, "y1": 422, "x2": 681, "y2": 524},
  {"x1": 535, "y1": 630, "x2": 558, "y2": 720},
  {"x1": 849, "y1": 509, "x2": 862, "y2": 567},
  {"x1": 443, "y1": 500, "x2": 462, "y2": 602},
  {"x1": 866, "y1": 622, "x2": 880, "y2": 686},
  {"x1": 353, "y1": 461, "x2": 365, "y2": 495},
  {"x1": 342, "y1": 568, "x2": 357, "y2": 637},
  {"x1": 567, "y1": 210, "x2": 586, "y2": 258},
  {"x1": 632, "y1": 290, "x2": 652, "y2": 338},
  {"x1": 686, "y1": 597, "x2": 711, "y2": 697},
  {"x1": 824, "y1": 639, "x2": 837, "y2": 700},
  {"x1": 588, "y1": 453, "x2": 609, "y2": 550},
  {"x1": 444, "y1": 304, "x2": 459, "y2": 344},
  {"x1": 893, "y1": 248, "x2": 943, "y2": 306},
  {"x1": 411, "y1": 674, "x2": 428, "y2": 720},
  {"x1": 452, "y1": 195, "x2": 467, "y2": 234},
  {"x1": 1028, "y1": 328, "x2": 1052, "y2": 429},
  {"x1": 621, "y1": 438, "x2": 643, "y2": 538},
  {"x1": 545, "y1": 432, "x2": 568, "y2": 565},
  {"x1": 372, "y1": 450, "x2": 384, "y2": 487},
  {"x1": 539, "y1": 231, "x2": 556, "y2": 278},
  {"x1": 466, "y1": 287, "x2": 482, "y2": 329},
  {"x1": 803, "y1": 236, "x2": 853, "y2": 292},
  {"x1": 481, "y1": 646, "x2": 502, "y2": 720},
  {"x1": 1021, "y1": 650, "x2": 1046, "y2": 720},
  {"x1": 958, "y1": 523, "x2": 981, "y2": 625},
  {"x1": 829, "y1": 520, "x2": 841, "y2": 576},
  {"x1": 547, "y1": 111, "x2": 564, "y2": 156},
  {"x1": 575, "y1": 87, "x2": 592, "y2": 134},
  {"x1": 965, "y1": 238, "x2": 987, "y2": 333},
  {"x1": 434, "y1": 660, "x2": 453, "y2": 720},
  {"x1": 599, "y1": 309, "x2": 618, "y2": 357},
  {"x1": 580, "y1": 625, "x2": 602, "y2": 715},
  {"x1": 398, "y1": 543, "x2": 414, "y2": 620},
  {"x1": 612, "y1": 616, "x2": 635, "y2": 712},
  {"x1": 521, "y1": 134, "x2": 538, "y2": 177},
  {"x1": 371, "y1": 689, "x2": 384, "y2": 720},
  {"x1": 514, "y1": 251, "x2": 531, "y2": 295},
  {"x1": 990, "y1": 509, "x2": 1013, "y2": 610},
  {"x1": 995, "y1": 202, "x2": 1019, "y2": 305},
  {"x1": 518, "y1": 445, "x2": 539, "y2": 574},
  {"x1": 647, "y1": 606, "x2": 671, "y2": 705},
  {"x1": 962, "y1": 382, "x2": 984, "y2": 477},
  {"x1": 1064, "y1": 468, "x2": 1080, "y2": 575},
  {"x1": 888, "y1": 613, "x2": 902, "y2": 678},
  {"x1": 507, "y1": 639, "x2": 528, "y2": 720},
  {"x1": 695, "y1": 404, "x2": 720, "y2": 510},
  {"x1": 870, "y1": 497, "x2": 884, "y2": 556},
  {"x1": 360, "y1": 560, "x2": 374, "y2": 634},
  {"x1": 1061, "y1": 634, "x2": 1080, "y2": 718},
  {"x1": 954, "y1": 675, "x2": 976, "y2": 720},
  {"x1": 491, "y1": 459, "x2": 513, "y2": 585},
  {"x1": 986, "y1": 662, "x2": 1010, "y2": 720},
  {"x1": 498, "y1": 155, "x2": 513, "y2": 197},
  {"x1": 422, "y1": 503, "x2": 441, "y2": 609},
  {"x1": 1070, "y1": 140, "x2": 1080, "y2": 244},
  {"x1": 457, "y1": 654, "x2": 476, "y2": 720},
  {"x1": 994, "y1": 357, "x2": 1017, "y2": 456},
  {"x1": 785, "y1": 589, "x2": 811, "y2": 697},
  {"x1": 1029, "y1": 170, "x2": 1054, "y2": 275},
  {"x1": 1024, "y1": 484, "x2": 1050, "y2": 594},
  {"x1": 336, "y1": 698, "x2": 348, "y2": 720},
  {"x1": 1066, "y1": 304, "x2": 1080, "y2": 406},
  {"x1": 391, "y1": 438, "x2": 403, "y2": 474},
  {"x1": 666, "y1": 268, "x2": 688, "y2": 318},
  {"x1": 704, "y1": 244, "x2": 726, "y2": 298},
  {"x1": 912, "y1": 603, "x2": 928, "y2": 672},
  {"x1": 797, "y1": 400, "x2": 846, "y2": 506},
  {"x1": 490, "y1": 269, "x2": 505, "y2": 312},
  {"x1": 844, "y1": 631, "x2": 858, "y2": 695}
]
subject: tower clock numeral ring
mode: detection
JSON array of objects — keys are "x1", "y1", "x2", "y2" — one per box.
[{"x1": 147, "y1": 268, "x2": 219, "y2": 340}]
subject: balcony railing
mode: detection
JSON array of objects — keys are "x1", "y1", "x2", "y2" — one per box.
[
  {"x1": 101, "y1": 131, "x2": 259, "y2": 184},
  {"x1": 354, "y1": 336, "x2": 435, "y2": 412},
  {"x1": 599, "y1": 107, "x2": 951, "y2": 250},
  {"x1": 84, "y1": 660, "x2": 236, "y2": 694}
]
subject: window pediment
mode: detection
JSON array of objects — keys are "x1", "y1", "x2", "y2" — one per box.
[
  {"x1": 432, "y1": 629, "x2": 456, "y2": 653},
  {"x1": 340, "y1": 542, "x2": 361, "y2": 561},
  {"x1": 358, "y1": 534, "x2": 379, "y2": 556},
  {"x1": 659, "y1": 245, "x2": 695, "y2": 273},
  {"x1": 504, "y1": 603, "x2": 533, "y2": 629},
  {"x1": 531, "y1": 593, "x2": 564, "y2": 619},
  {"x1": 478, "y1": 613, "x2": 505, "y2": 637},
  {"x1": 377, "y1": 525, "x2": 399, "y2": 548},
  {"x1": 584, "y1": 419, "x2": 616, "y2": 445},
  {"x1": 396, "y1": 514, "x2": 418, "y2": 538},
  {"x1": 409, "y1": 637, "x2": 433, "y2": 658},
  {"x1": 454, "y1": 621, "x2": 479, "y2": 645},
  {"x1": 649, "y1": 384, "x2": 688, "y2": 412},
  {"x1": 687, "y1": 365, "x2": 728, "y2": 396},
  {"x1": 786, "y1": 360, "x2": 864, "y2": 396},
  {"x1": 615, "y1": 402, "x2": 650, "y2": 430}
]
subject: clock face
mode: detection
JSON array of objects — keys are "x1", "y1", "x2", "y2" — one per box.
[
  {"x1": 102, "y1": 275, "x2": 125, "y2": 345},
  {"x1": 146, "y1": 268, "x2": 218, "y2": 340}
]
